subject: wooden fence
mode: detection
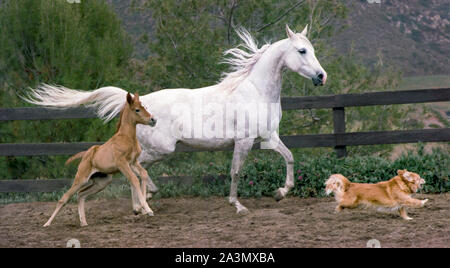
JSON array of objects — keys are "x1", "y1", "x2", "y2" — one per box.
[{"x1": 1, "y1": 88, "x2": 449, "y2": 192}]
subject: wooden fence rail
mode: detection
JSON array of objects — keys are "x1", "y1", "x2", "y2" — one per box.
[{"x1": 1, "y1": 88, "x2": 449, "y2": 192}]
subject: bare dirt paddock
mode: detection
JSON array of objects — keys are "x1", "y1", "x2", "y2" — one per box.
[{"x1": 0, "y1": 194, "x2": 448, "y2": 248}]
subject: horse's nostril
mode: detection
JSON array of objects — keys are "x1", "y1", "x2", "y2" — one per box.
[{"x1": 317, "y1": 73, "x2": 324, "y2": 80}]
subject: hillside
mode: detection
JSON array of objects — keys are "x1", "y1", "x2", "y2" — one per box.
[
  {"x1": 330, "y1": 0, "x2": 449, "y2": 76},
  {"x1": 106, "y1": 0, "x2": 449, "y2": 76}
]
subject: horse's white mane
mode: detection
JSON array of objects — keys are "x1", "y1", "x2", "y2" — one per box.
[{"x1": 219, "y1": 28, "x2": 271, "y2": 90}]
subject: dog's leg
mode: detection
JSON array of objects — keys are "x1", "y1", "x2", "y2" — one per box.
[
  {"x1": 400, "y1": 196, "x2": 428, "y2": 208},
  {"x1": 337, "y1": 196, "x2": 358, "y2": 211},
  {"x1": 77, "y1": 175, "x2": 113, "y2": 226},
  {"x1": 398, "y1": 207, "x2": 413, "y2": 220},
  {"x1": 43, "y1": 163, "x2": 93, "y2": 227}
]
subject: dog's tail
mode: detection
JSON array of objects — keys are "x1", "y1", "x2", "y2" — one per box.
[{"x1": 65, "y1": 151, "x2": 86, "y2": 165}]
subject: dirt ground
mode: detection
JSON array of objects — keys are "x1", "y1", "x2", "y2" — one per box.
[{"x1": 0, "y1": 194, "x2": 448, "y2": 248}]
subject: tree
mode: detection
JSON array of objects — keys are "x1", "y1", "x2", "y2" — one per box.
[{"x1": 0, "y1": 0, "x2": 134, "y2": 179}]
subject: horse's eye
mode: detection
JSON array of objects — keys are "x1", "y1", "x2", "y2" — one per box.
[
  {"x1": 298, "y1": 48, "x2": 306, "y2": 54},
  {"x1": 135, "y1": 109, "x2": 140, "y2": 113}
]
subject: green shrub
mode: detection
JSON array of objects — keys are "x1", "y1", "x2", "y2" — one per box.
[
  {"x1": 1, "y1": 146, "x2": 447, "y2": 204},
  {"x1": 154, "y1": 146, "x2": 449, "y2": 199}
]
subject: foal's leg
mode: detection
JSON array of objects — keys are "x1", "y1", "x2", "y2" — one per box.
[
  {"x1": 130, "y1": 164, "x2": 148, "y2": 215},
  {"x1": 132, "y1": 162, "x2": 155, "y2": 214},
  {"x1": 77, "y1": 175, "x2": 113, "y2": 226},
  {"x1": 129, "y1": 153, "x2": 160, "y2": 214},
  {"x1": 43, "y1": 162, "x2": 93, "y2": 227},
  {"x1": 267, "y1": 133, "x2": 294, "y2": 201},
  {"x1": 118, "y1": 161, "x2": 154, "y2": 216},
  {"x1": 229, "y1": 138, "x2": 254, "y2": 214},
  {"x1": 130, "y1": 186, "x2": 142, "y2": 215}
]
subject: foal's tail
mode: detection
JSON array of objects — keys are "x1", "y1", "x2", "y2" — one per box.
[
  {"x1": 65, "y1": 151, "x2": 86, "y2": 165},
  {"x1": 21, "y1": 84, "x2": 128, "y2": 122}
]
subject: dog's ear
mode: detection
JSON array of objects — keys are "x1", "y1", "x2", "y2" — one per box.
[
  {"x1": 403, "y1": 172, "x2": 414, "y2": 182},
  {"x1": 399, "y1": 170, "x2": 414, "y2": 182}
]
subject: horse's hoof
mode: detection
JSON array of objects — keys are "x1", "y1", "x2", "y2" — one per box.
[
  {"x1": 274, "y1": 189, "x2": 285, "y2": 202},
  {"x1": 146, "y1": 211, "x2": 154, "y2": 217},
  {"x1": 149, "y1": 187, "x2": 159, "y2": 194},
  {"x1": 237, "y1": 207, "x2": 249, "y2": 215},
  {"x1": 133, "y1": 210, "x2": 140, "y2": 215}
]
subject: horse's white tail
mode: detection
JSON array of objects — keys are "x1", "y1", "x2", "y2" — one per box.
[{"x1": 21, "y1": 84, "x2": 128, "y2": 122}]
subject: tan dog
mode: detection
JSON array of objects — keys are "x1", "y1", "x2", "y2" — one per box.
[
  {"x1": 325, "y1": 170, "x2": 428, "y2": 220},
  {"x1": 43, "y1": 92, "x2": 157, "y2": 227}
]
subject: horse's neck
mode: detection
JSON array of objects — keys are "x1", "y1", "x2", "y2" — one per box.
[
  {"x1": 116, "y1": 108, "x2": 137, "y2": 140},
  {"x1": 244, "y1": 39, "x2": 287, "y2": 103}
]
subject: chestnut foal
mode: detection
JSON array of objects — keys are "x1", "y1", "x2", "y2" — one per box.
[{"x1": 43, "y1": 92, "x2": 157, "y2": 227}]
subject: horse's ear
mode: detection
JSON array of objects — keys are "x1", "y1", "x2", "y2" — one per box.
[
  {"x1": 126, "y1": 92, "x2": 133, "y2": 105},
  {"x1": 301, "y1": 24, "x2": 308, "y2": 36},
  {"x1": 285, "y1": 24, "x2": 296, "y2": 39},
  {"x1": 134, "y1": 92, "x2": 139, "y2": 100}
]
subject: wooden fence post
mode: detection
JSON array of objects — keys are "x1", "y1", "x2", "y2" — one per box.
[{"x1": 333, "y1": 107, "x2": 347, "y2": 158}]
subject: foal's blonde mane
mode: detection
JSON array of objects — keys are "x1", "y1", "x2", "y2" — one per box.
[{"x1": 219, "y1": 28, "x2": 271, "y2": 91}]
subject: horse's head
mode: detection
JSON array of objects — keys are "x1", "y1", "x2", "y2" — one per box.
[{"x1": 283, "y1": 25, "x2": 327, "y2": 86}]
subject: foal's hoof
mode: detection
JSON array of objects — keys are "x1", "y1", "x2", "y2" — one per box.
[
  {"x1": 145, "y1": 211, "x2": 154, "y2": 217},
  {"x1": 133, "y1": 210, "x2": 140, "y2": 215}
]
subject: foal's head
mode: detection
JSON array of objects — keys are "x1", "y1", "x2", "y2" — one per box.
[{"x1": 125, "y1": 92, "x2": 156, "y2": 127}]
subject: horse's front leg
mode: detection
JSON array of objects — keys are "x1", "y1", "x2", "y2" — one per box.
[
  {"x1": 266, "y1": 133, "x2": 294, "y2": 201},
  {"x1": 229, "y1": 138, "x2": 254, "y2": 214}
]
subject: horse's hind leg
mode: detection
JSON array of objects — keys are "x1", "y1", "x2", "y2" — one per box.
[
  {"x1": 43, "y1": 162, "x2": 93, "y2": 227},
  {"x1": 77, "y1": 174, "x2": 113, "y2": 226},
  {"x1": 229, "y1": 138, "x2": 254, "y2": 214},
  {"x1": 139, "y1": 157, "x2": 159, "y2": 195}
]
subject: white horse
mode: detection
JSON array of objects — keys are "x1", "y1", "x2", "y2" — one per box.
[{"x1": 24, "y1": 25, "x2": 327, "y2": 214}]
